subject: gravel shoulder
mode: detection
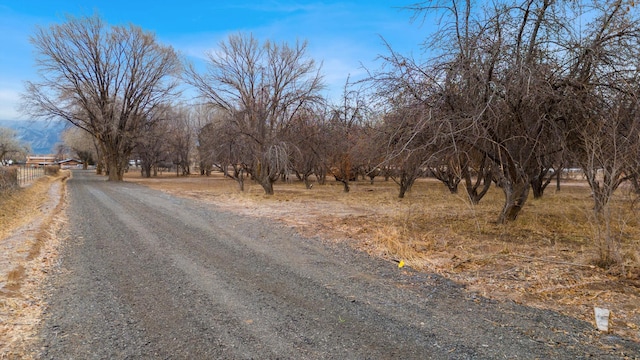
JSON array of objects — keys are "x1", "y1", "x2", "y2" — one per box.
[{"x1": 32, "y1": 170, "x2": 640, "y2": 359}]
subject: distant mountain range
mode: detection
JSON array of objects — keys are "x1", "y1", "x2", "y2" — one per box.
[{"x1": 0, "y1": 119, "x2": 67, "y2": 155}]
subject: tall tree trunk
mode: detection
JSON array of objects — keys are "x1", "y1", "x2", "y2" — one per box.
[
  {"x1": 100, "y1": 139, "x2": 129, "y2": 181},
  {"x1": 93, "y1": 138, "x2": 103, "y2": 175},
  {"x1": 142, "y1": 163, "x2": 152, "y2": 178},
  {"x1": 106, "y1": 157, "x2": 124, "y2": 181}
]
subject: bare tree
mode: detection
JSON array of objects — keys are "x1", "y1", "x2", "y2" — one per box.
[
  {"x1": 192, "y1": 104, "x2": 219, "y2": 176},
  {"x1": 460, "y1": 150, "x2": 493, "y2": 205},
  {"x1": 197, "y1": 122, "x2": 216, "y2": 176},
  {"x1": 196, "y1": 109, "x2": 252, "y2": 191},
  {"x1": 61, "y1": 127, "x2": 96, "y2": 169},
  {"x1": 552, "y1": 1, "x2": 640, "y2": 266},
  {"x1": 22, "y1": 14, "x2": 181, "y2": 181},
  {"x1": 429, "y1": 153, "x2": 462, "y2": 194},
  {"x1": 0, "y1": 127, "x2": 29, "y2": 165},
  {"x1": 134, "y1": 108, "x2": 171, "y2": 178},
  {"x1": 286, "y1": 108, "x2": 324, "y2": 189},
  {"x1": 166, "y1": 106, "x2": 195, "y2": 176},
  {"x1": 186, "y1": 33, "x2": 324, "y2": 194},
  {"x1": 351, "y1": 123, "x2": 385, "y2": 185},
  {"x1": 322, "y1": 82, "x2": 373, "y2": 193},
  {"x1": 373, "y1": 101, "x2": 431, "y2": 198},
  {"x1": 399, "y1": 1, "x2": 570, "y2": 222},
  {"x1": 400, "y1": 0, "x2": 640, "y2": 264}
]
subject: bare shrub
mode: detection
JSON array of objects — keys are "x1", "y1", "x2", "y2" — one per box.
[
  {"x1": 44, "y1": 165, "x2": 59, "y2": 176},
  {"x1": 0, "y1": 167, "x2": 18, "y2": 191}
]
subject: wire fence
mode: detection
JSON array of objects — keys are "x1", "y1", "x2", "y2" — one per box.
[
  {"x1": 0, "y1": 165, "x2": 48, "y2": 189},
  {"x1": 16, "y1": 165, "x2": 46, "y2": 187}
]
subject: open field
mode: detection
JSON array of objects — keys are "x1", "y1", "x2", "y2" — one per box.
[{"x1": 126, "y1": 170, "x2": 640, "y2": 342}]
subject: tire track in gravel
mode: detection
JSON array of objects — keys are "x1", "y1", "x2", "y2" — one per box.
[{"x1": 33, "y1": 170, "x2": 640, "y2": 359}]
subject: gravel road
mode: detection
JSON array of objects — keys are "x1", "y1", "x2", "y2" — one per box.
[{"x1": 32, "y1": 170, "x2": 639, "y2": 359}]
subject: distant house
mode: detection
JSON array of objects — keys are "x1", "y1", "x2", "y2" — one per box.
[
  {"x1": 57, "y1": 158, "x2": 83, "y2": 169},
  {"x1": 26, "y1": 155, "x2": 57, "y2": 166}
]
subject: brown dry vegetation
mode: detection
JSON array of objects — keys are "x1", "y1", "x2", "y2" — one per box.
[
  {"x1": 0, "y1": 172, "x2": 68, "y2": 359},
  {"x1": 0, "y1": 177, "x2": 53, "y2": 241},
  {"x1": 127, "y1": 171, "x2": 640, "y2": 342}
]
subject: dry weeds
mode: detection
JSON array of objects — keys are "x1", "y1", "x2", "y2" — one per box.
[
  {"x1": 127, "y1": 171, "x2": 640, "y2": 342},
  {"x1": 0, "y1": 172, "x2": 68, "y2": 359}
]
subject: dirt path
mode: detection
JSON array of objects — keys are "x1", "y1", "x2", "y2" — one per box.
[
  {"x1": 0, "y1": 180, "x2": 62, "y2": 295},
  {"x1": 31, "y1": 170, "x2": 640, "y2": 358}
]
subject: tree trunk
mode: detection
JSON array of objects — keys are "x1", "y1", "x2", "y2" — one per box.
[
  {"x1": 592, "y1": 186, "x2": 606, "y2": 214},
  {"x1": 530, "y1": 176, "x2": 544, "y2": 199},
  {"x1": 315, "y1": 167, "x2": 326, "y2": 185},
  {"x1": 445, "y1": 179, "x2": 459, "y2": 194},
  {"x1": 530, "y1": 167, "x2": 557, "y2": 199},
  {"x1": 237, "y1": 175, "x2": 245, "y2": 192},
  {"x1": 142, "y1": 163, "x2": 152, "y2": 178},
  {"x1": 232, "y1": 167, "x2": 245, "y2": 191},
  {"x1": 260, "y1": 177, "x2": 275, "y2": 195},
  {"x1": 462, "y1": 165, "x2": 491, "y2": 205},
  {"x1": 340, "y1": 179, "x2": 351, "y2": 192},
  {"x1": 95, "y1": 137, "x2": 132, "y2": 181},
  {"x1": 432, "y1": 166, "x2": 461, "y2": 194},
  {"x1": 397, "y1": 171, "x2": 416, "y2": 199},
  {"x1": 497, "y1": 180, "x2": 530, "y2": 224},
  {"x1": 303, "y1": 174, "x2": 313, "y2": 189},
  {"x1": 398, "y1": 186, "x2": 408, "y2": 199},
  {"x1": 106, "y1": 160, "x2": 124, "y2": 181},
  {"x1": 631, "y1": 175, "x2": 640, "y2": 194},
  {"x1": 102, "y1": 143, "x2": 129, "y2": 181},
  {"x1": 93, "y1": 139, "x2": 103, "y2": 175}
]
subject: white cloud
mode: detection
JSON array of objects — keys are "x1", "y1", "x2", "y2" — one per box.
[{"x1": 168, "y1": 2, "x2": 396, "y2": 98}]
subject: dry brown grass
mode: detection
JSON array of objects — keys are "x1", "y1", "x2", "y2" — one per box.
[
  {"x1": 0, "y1": 177, "x2": 54, "y2": 241},
  {"x1": 127, "y1": 171, "x2": 640, "y2": 341},
  {"x1": 0, "y1": 172, "x2": 68, "y2": 359}
]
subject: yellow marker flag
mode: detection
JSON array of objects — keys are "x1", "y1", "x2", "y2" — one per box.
[{"x1": 398, "y1": 260, "x2": 405, "y2": 268}]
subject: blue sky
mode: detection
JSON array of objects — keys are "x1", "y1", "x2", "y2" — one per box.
[{"x1": 0, "y1": 1, "x2": 432, "y2": 120}]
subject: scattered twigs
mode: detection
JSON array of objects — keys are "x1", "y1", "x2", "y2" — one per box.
[
  {"x1": 508, "y1": 254, "x2": 596, "y2": 268},
  {"x1": 535, "y1": 280, "x2": 608, "y2": 294}
]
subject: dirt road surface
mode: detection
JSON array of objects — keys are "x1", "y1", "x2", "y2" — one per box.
[{"x1": 32, "y1": 171, "x2": 640, "y2": 359}]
